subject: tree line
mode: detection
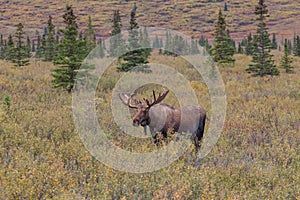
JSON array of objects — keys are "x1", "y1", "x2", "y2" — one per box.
[{"x1": 0, "y1": 0, "x2": 298, "y2": 92}]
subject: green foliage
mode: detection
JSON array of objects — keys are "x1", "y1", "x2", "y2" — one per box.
[
  {"x1": 52, "y1": 5, "x2": 90, "y2": 93},
  {"x1": 0, "y1": 54, "x2": 299, "y2": 199},
  {"x1": 117, "y1": 3, "x2": 150, "y2": 73},
  {"x1": 139, "y1": 27, "x2": 152, "y2": 58},
  {"x1": 109, "y1": 10, "x2": 125, "y2": 58},
  {"x1": 247, "y1": 0, "x2": 279, "y2": 76},
  {"x1": 2, "y1": 94, "x2": 10, "y2": 112},
  {"x1": 294, "y1": 35, "x2": 300, "y2": 56},
  {"x1": 152, "y1": 34, "x2": 163, "y2": 49},
  {"x1": 224, "y1": 2, "x2": 228, "y2": 11},
  {"x1": 280, "y1": 39, "x2": 294, "y2": 73},
  {"x1": 211, "y1": 9, "x2": 235, "y2": 64},
  {"x1": 12, "y1": 23, "x2": 30, "y2": 67},
  {"x1": 31, "y1": 40, "x2": 35, "y2": 52},
  {"x1": 85, "y1": 15, "x2": 96, "y2": 53},
  {"x1": 44, "y1": 15, "x2": 56, "y2": 61},
  {"x1": 163, "y1": 31, "x2": 197, "y2": 56},
  {"x1": 4, "y1": 35, "x2": 14, "y2": 61},
  {"x1": 271, "y1": 33, "x2": 277, "y2": 50},
  {"x1": 237, "y1": 42, "x2": 244, "y2": 54},
  {"x1": 35, "y1": 32, "x2": 42, "y2": 58}
]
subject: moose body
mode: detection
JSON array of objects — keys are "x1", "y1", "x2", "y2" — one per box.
[{"x1": 119, "y1": 90, "x2": 206, "y2": 149}]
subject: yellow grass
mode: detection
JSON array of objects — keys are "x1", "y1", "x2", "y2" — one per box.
[{"x1": 0, "y1": 52, "x2": 299, "y2": 199}]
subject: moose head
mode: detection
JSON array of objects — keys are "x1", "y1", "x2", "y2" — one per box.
[{"x1": 119, "y1": 90, "x2": 169, "y2": 127}]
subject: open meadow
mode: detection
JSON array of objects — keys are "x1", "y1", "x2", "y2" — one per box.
[{"x1": 0, "y1": 52, "x2": 299, "y2": 199}]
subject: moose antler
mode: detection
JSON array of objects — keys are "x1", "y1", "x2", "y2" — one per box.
[
  {"x1": 144, "y1": 90, "x2": 169, "y2": 108},
  {"x1": 119, "y1": 93, "x2": 139, "y2": 109}
]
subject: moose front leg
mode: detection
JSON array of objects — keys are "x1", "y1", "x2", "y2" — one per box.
[{"x1": 150, "y1": 127, "x2": 159, "y2": 145}]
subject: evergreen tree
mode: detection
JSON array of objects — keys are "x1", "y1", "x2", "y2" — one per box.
[
  {"x1": 227, "y1": 30, "x2": 236, "y2": 53},
  {"x1": 159, "y1": 38, "x2": 163, "y2": 48},
  {"x1": 0, "y1": 34, "x2": 3, "y2": 47},
  {"x1": 224, "y1": 2, "x2": 228, "y2": 11},
  {"x1": 293, "y1": 33, "x2": 297, "y2": 54},
  {"x1": 41, "y1": 34, "x2": 46, "y2": 58},
  {"x1": 0, "y1": 34, "x2": 5, "y2": 59},
  {"x1": 211, "y1": 9, "x2": 235, "y2": 64},
  {"x1": 294, "y1": 35, "x2": 300, "y2": 56},
  {"x1": 98, "y1": 38, "x2": 105, "y2": 58},
  {"x1": 44, "y1": 15, "x2": 56, "y2": 61},
  {"x1": 280, "y1": 39, "x2": 294, "y2": 73},
  {"x1": 152, "y1": 35, "x2": 160, "y2": 48},
  {"x1": 199, "y1": 35, "x2": 206, "y2": 47},
  {"x1": 0, "y1": 34, "x2": 3, "y2": 58},
  {"x1": 5, "y1": 35, "x2": 14, "y2": 61},
  {"x1": 287, "y1": 39, "x2": 292, "y2": 55},
  {"x1": 26, "y1": 36, "x2": 31, "y2": 58},
  {"x1": 110, "y1": 10, "x2": 125, "y2": 57},
  {"x1": 246, "y1": 0, "x2": 279, "y2": 76},
  {"x1": 35, "y1": 34, "x2": 42, "y2": 58},
  {"x1": 237, "y1": 42, "x2": 244, "y2": 54},
  {"x1": 245, "y1": 33, "x2": 253, "y2": 55},
  {"x1": 163, "y1": 31, "x2": 179, "y2": 56},
  {"x1": 191, "y1": 39, "x2": 200, "y2": 54},
  {"x1": 12, "y1": 23, "x2": 30, "y2": 66},
  {"x1": 139, "y1": 27, "x2": 151, "y2": 57},
  {"x1": 52, "y1": 5, "x2": 90, "y2": 92},
  {"x1": 271, "y1": 33, "x2": 277, "y2": 49},
  {"x1": 117, "y1": 3, "x2": 150, "y2": 72},
  {"x1": 31, "y1": 40, "x2": 35, "y2": 52},
  {"x1": 173, "y1": 34, "x2": 185, "y2": 55},
  {"x1": 164, "y1": 31, "x2": 173, "y2": 55},
  {"x1": 85, "y1": 15, "x2": 96, "y2": 52}
]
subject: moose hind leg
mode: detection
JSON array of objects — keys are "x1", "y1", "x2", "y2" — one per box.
[
  {"x1": 195, "y1": 117, "x2": 205, "y2": 149},
  {"x1": 194, "y1": 135, "x2": 200, "y2": 150}
]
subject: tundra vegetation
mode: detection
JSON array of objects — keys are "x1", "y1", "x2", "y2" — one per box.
[
  {"x1": 0, "y1": 1, "x2": 299, "y2": 199},
  {"x1": 0, "y1": 52, "x2": 299, "y2": 199}
]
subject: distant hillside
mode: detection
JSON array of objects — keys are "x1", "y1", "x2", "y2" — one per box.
[{"x1": 0, "y1": 0, "x2": 299, "y2": 40}]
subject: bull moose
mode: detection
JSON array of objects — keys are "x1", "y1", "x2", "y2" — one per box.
[{"x1": 119, "y1": 90, "x2": 206, "y2": 149}]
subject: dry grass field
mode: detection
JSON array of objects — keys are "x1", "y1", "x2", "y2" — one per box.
[{"x1": 0, "y1": 51, "x2": 299, "y2": 199}]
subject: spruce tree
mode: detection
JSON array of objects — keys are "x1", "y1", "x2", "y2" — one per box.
[
  {"x1": 5, "y1": 35, "x2": 14, "y2": 61},
  {"x1": 246, "y1": 0, "x2": 279, "y2": 76},
  {"x1": 152, "y1": 35, "x2": 160, "y2": 48},
  {"x1": 12, "y1": 23, "x2": 30, "y2": 67},
  {"x1": 109, "y1": 10, "x2": 125, "y2": 57},
  {"x1": 26, "y1": 36, "x2": 31, "y2": 58},
  {"x1": 164, "y1": 31, "x2": 176, "y2": 56},
  {"x1": 85, "y1": 15, "x2": 96, "y2": 52},
  {"x1": 52, "y1": 5, "x2": 89, "y2": 92},
  {"x1": 211, "y1": 9, "x2": 235, "y2": 64},
  {"x1": 191, "y1": 39, "x2": 200, "y2": 55},
  {"x1": 294, "y1": 35, "x2": 300, "y2": 56},
  {"x1": 245, "y1": 33, "x2": 253, "y2": 55},
  {"x1": 271, "y1": 33, "x2": 277, "y2": 49},
  {"x1": 41, "y1": 34, "x2": 46, "y2": 58},
  {"x1": 117, "y1": 3, "x2": 150, "y2": 72},
  {"x1": 139, "y1": 27, "x2": 151, "y2": 57},
  {"x1": 280, "y1": 39, "x2": 294, "y2": 73},
  {"x1": 35, "y1": 33, "x2": 42, "y2": 58},
  {"x1": 224, "y1": 2, "x2": 228, "y2": 11},
  {"x1": 44, "y1": 15, "x2": 56, "y2": 61},
  {"x1": 237, "y1": 42, "x2": 244, "y2": 54},
  {"x1": 31, "y1": 40, "x2": 35, "y2": 52},
  {"x1": 98, "y1": 39, "x2": 105, "y2": 58},
  {"x1": 0, "y1": 34, "x2": 3, "y2": 47}
]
